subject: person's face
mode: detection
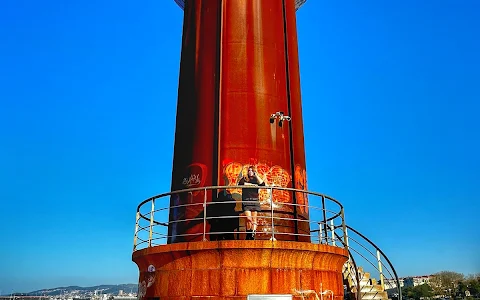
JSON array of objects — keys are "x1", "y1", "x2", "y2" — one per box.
[{"x1": 248, "y1": 168, "x2": 254, "y2": 177}]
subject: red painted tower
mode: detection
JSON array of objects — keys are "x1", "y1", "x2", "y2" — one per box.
[
  {"x1": 169, "y1": 0, "x2": 309, "y2": 243},
  {"x1": 132, "y1": 1, "x2": 349, "y2": 299}
]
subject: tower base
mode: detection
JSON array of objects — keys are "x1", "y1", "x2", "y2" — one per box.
[{"x1": 133, "y1": 241, "x2": 348, "y2": 300}]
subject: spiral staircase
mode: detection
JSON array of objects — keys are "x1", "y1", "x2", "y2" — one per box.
[{"x1": 340, "y1": 225, "x2": 401, "y2": 300}]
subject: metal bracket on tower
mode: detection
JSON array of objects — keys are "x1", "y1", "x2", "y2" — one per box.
[{"x1": 270, "y1": 111, "x2": 291, "y2": 127}]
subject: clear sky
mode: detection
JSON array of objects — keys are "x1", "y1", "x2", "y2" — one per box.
[{"x1": 1, "y1": 0, "x2": 479, "y2": 294}]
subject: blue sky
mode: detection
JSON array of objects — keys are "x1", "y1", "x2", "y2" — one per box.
[{"x1": 1, "y1": 0, "x2": 479, "y2": 294}]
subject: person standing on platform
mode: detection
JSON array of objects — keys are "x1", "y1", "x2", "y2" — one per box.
[{"x1": 238, "y1": 166, "x2": 265, "y2": 240}]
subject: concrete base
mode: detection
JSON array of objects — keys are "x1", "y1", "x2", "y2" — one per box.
[{"x1": 133, "y1": 241, "x2": 348, "y2": 300}]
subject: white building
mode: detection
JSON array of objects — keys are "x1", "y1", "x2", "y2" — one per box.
[{"x1": 403, "y1": 275, "x2": 433, "y2": 287}]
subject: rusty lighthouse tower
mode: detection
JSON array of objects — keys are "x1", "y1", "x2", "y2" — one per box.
[{"x1": 132, "y1": 0, "x2": 352, "y2": 299}]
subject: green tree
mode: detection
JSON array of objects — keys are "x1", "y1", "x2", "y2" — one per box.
[
  {"x1": 402, "y1": 286, "x2": 414, "y2": 299},
  {"x1": 429, "y1": 271, "x2": 465, "y2": 297},
  {"x1": 465, "y1": 274, "x2": 480, "y2": 297},
  {"x1": 457, "y1": 281, "x2": 468, "y2": 296},
  {"x1": 402, "y1": 284, "x2": 433, "y2": 300}
]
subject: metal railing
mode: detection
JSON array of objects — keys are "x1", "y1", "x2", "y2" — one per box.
[
  {"x1": 133, "y1": 185, "x2": 346, "y2": 249},
  {"x1": 132, "y1": 185, "x2": 401, "y2": 300},
  {"x1": 341, "y1": 225, "x2": 403, "y2": 300}
]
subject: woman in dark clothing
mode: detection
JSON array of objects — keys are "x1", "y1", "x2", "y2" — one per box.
[{"x1": 238, "y1": 166, "x2": 265, "y2": 240}]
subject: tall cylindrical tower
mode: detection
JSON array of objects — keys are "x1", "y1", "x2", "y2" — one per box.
[
  {"x1": 169, "y1": 0, "x2": 309, "y2": 244},
  {"x1": 132, "y1": 1, "x2": 349, "y2": 299}
]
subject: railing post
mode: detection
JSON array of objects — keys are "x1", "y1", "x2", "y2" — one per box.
[
  {"x1": 377, "y1": 249, "x2": 385, "y2": 291},
  {"x1": 270, "y1": 187, "x2": 275, "y2": 240},
  {"x1": 330, "y1": 219, "x2": 335, "y2": 246},
  {"x1": 320, "y1": 283, "x2": 324, "y2": 300},
  {"x1": 321, "y1": 195, "x2": 328, "y2": 244},
  {"x1": 148, "y1": 199, "x2": 155, "y2": 247},
  {"x1": 341, "y1": 208, "x2": 348, "y2": 247},
  {"x1": 133, "y1": 211, "x2": 140, "y2": 251},
  {"x1": 203, "y1": 188, "x2": 207, "y2": 241},
  {"x1": 318, "y1": 221, "x2": 323, "y2": 244},
  {"x1": 343, "y1": 223, "x2": 353, "y2": 288}
]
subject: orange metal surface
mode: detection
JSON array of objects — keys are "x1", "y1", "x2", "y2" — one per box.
[
  {"x1": 133, "y1": 241, "x2": 348, "y2": 300},
  {"x1": 219, "y1": 0, "x2": 290, "y2": 168}
]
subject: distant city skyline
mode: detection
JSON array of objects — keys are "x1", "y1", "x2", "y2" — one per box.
[
  {"x1": 1, "y1": 0, "x2": 479, "y2": 293},
  {"x1": 2, "y1": 272, "x2": 477, "y2": 295},
  {"x1": 0, "y1": 283, "x2": 138, "y2": 296}
]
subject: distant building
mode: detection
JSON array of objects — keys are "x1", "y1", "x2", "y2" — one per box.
[
  {"x1": 403, "y1": 275, "x2": 433, "y2": 287},
  {"x1": 384, "y1": 278, "x2": 405, "y2": 290},
  {"x1": 384, "y1": 274, "x2": 434, "y2": 291},
  {"x1": 112, "y1": 297, "x2": 135, "y2": 300}
]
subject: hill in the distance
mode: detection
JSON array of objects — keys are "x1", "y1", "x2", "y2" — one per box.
[{"x1": 18, "y1": 284, "x2": 138, "y2": 296}]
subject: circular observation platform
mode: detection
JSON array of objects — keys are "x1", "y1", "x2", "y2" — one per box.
[
  {"x1": 133, "y1": 185, "x2": 349, "y2": 249},
  {"x1": 132, "y1": 186, "x2": 349, "y2": 299},
  {"x1": 173, "y1": 0, "x2": 307, "y2": 11}
]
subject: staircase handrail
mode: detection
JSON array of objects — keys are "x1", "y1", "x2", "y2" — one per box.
[{"x1": 345, "y1": 225, "x2": 402, "y2": 300}]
